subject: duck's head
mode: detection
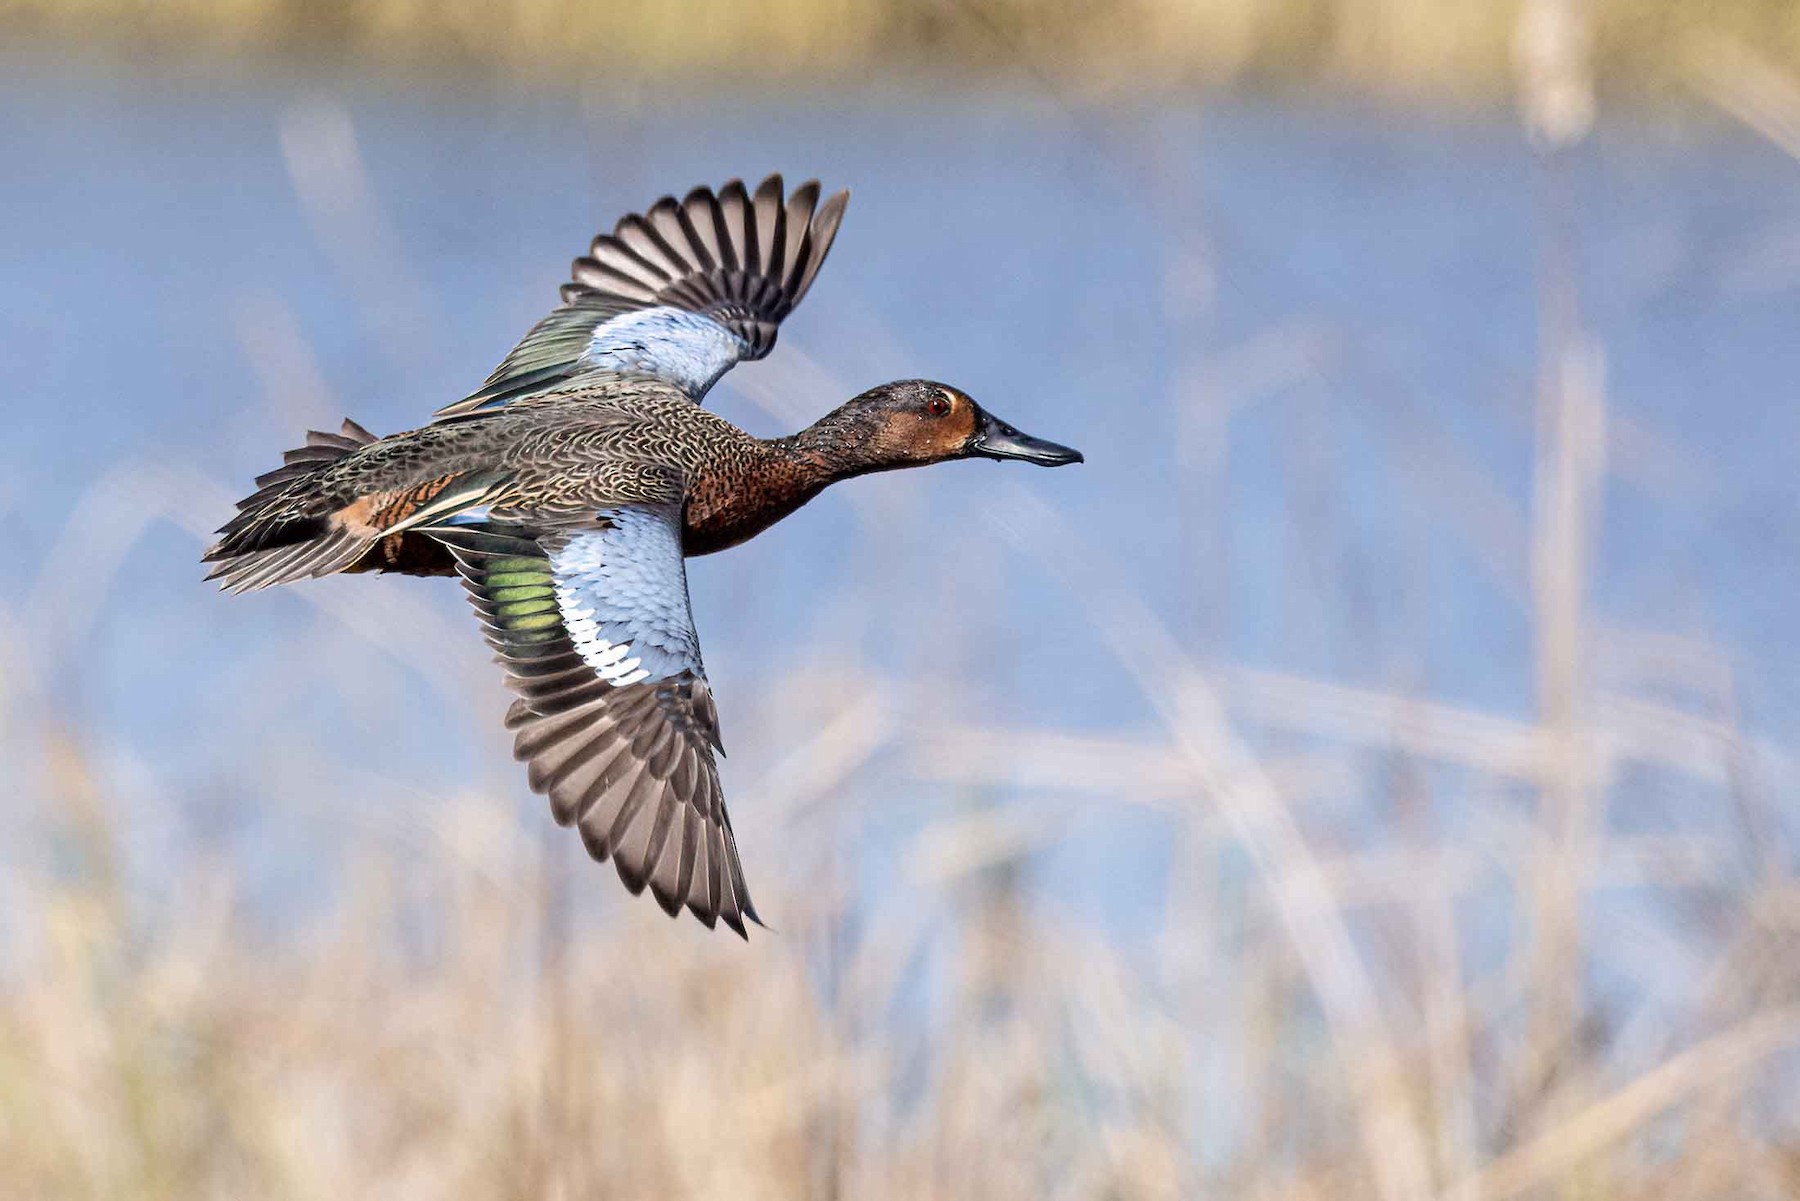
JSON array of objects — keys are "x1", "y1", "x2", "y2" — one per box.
[{"x1": 810, "y1": 379, "x2": 1083, "y2": 473}]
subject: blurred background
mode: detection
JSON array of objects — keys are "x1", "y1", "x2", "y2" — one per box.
[{"x1": 4, "y1": 1, "x2": 1800, "y2": 1197}]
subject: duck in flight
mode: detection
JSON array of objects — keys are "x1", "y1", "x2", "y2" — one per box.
[{"x1": 204, "y1": 175, "x2": 1082, "y2": 936}]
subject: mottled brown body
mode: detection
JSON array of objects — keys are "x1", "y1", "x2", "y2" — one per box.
[
  {"x1": 263, "y1": 375, "x2": 877, "y2": 573},
  {"x1": 205, "y1": 374, "x2": 1036, "y2": 593}
]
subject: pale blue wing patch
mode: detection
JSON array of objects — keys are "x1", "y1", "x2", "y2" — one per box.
[
  {"x1": 576, "y1": 306, "x2": 749, "y2": 400},
  {"x1": 548, "y1": 506, "x2": 702, "y2": 688}
]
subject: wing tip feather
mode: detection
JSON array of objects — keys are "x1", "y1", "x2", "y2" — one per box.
[{"x1": 438, "y1": 173, "x2": 850, "y2": 416}]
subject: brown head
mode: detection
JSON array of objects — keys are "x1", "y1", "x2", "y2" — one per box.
[{"x1": 794, "y1": 379, "x2": 1083, "y2": 477}]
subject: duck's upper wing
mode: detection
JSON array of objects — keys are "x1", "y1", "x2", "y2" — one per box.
[
  {"x1": 435, "y1": 175, "x2": 849, "y2": 421},
  {"x1": 435, "y1": 507, "x2": 759, "y2": 936}
]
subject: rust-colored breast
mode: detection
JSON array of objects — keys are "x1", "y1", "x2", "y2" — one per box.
[{"x1": 682, "y1": 454, "x2": 824, "y2": 557}]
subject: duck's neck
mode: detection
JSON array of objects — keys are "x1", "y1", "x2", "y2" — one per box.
[
  {"x1": 776, "y1": 407, "x2": 900, "y2": 481},
  {"x1": 680, "y1": 416, "x2": 884, "y2": 557}
]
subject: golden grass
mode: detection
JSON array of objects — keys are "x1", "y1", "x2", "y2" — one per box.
[
  {"x1": 5, "y1": 576, "x2": 1797, "y2": 1198},
  {"x1": 1, "y1": 0, "x2": 1799, "y2": 100}
]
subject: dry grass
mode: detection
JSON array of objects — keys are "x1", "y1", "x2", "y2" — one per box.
[
  {"x1": 2, "y1": 0, "x2": 1800, "y2": 101},
  {"x1": 4, "y1": 8, "x2": 1800, "y2": 1199},
  {"x1": 5, "y1": 461, "x2": 1797, "y2": 1198}
]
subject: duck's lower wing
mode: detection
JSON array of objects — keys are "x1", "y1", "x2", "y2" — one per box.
[{"x1": 436, "y1": 509, "x2": 759, "y2": 937}]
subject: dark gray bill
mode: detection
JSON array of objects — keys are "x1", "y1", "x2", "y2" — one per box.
[{"x1": 968, "y1": 409, "x2": 1084, "y2": 466}]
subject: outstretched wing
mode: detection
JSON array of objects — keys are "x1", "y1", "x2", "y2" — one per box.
[
  {"x1": 437, "y1": 510, "x2": 760, "y2": 936},
  {"x1": 436, "y1": 174, "x2": 849, "y2": 421}
]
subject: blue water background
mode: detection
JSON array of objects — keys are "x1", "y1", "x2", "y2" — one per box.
[{"x1": 3, "y1": 52, "x2": 1798, "y2": 969}]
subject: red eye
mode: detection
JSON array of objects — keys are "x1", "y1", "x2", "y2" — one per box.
[{"x1": 927, "y1": 393, "x2": 952, "y2": 418}]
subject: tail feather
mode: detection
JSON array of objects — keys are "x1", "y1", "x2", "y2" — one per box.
[
  {"x1": 204, "y1": 527, "x2": 369, "y2": 594},
  {"x1": 244, "y1": 423, "x2": 377, "y2": 496},
  {"x1": 203, "y1": 419, "x2": 379, "y2": 594},
  {"x1": 205, "y1": 419, "x2": 506, "y2": 594}
]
